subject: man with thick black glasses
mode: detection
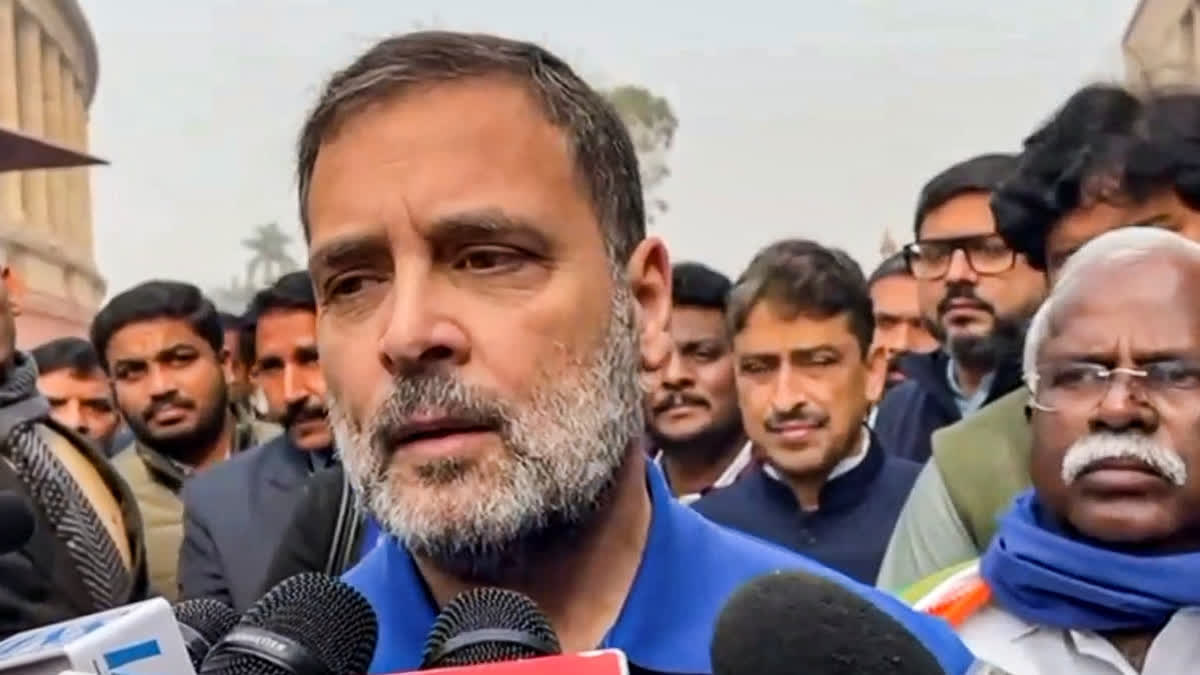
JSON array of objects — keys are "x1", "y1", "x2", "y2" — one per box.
[{"x1": 872, "y1": 153, "x2": 1046, "y2": 466}]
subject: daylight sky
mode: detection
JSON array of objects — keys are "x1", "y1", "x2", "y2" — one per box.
[{"x1": 78, "y1": 0, "x2": 1139, "y2": 298}]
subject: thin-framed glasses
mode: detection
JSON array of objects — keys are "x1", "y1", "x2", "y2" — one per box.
[
  {"x1": 1027, "y1": 360, "x2": 1200, "y2": 412},
  {"x1": 902, "y1": 234, "x2": 1016, "y2": 280}
]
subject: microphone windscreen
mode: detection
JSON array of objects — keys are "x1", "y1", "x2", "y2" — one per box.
[
  {"x1": 711, "y1": 570, "x2": 945, "y2": 675},
  {"x1": 174, "y1": 598, "x2": 240, "y2": 668},
  {"x1": 421, "y1": 587, "x2": 561, "y2": 668},
  {"x1": 0, "y1": 491, "x2": 34, "y2": 554},
  {"x1": 200, "y1": 572, "x2": 377, "y2": 675}
]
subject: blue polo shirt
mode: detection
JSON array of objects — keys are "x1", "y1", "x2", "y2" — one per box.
[{"x1": 344, "y1": 463, "x2": 974, "y2": 674}]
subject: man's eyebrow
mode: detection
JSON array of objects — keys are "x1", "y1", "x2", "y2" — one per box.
[
  {"x1": 427, "y1": 209, "x2": 553, "y2": 252},
  {"x1": 309, "y1": 232, "x2": 391, "y2": 272}
]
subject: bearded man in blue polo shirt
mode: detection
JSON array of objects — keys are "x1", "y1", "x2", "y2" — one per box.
[{"x1": 295, "y1": 30, "x2": 973, "y2": 675}]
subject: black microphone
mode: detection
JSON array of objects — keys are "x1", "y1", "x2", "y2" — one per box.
[
  {"x1": 711, "y1": 571, "x2": 946, "y2": 675},
  {"x1": 199, "y1": 572, "x2": 378, "y2": 675},
  {"x1": 420, "y1": 587, "x2": 561, "y2": 668},
  {"x1": 174, "y1": 597, "x2": 240, "y2": 669},
  {"x1": 0, "y1": 491, "x2": 34, "y2": 554}
]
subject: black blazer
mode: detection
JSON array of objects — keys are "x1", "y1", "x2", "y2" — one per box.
[
  {"x1": 0, "y1": 417, "x2": 150, "y2": 639},
  {"x1": 259, "y1": 464, "x2": 365, "y2": 596}
]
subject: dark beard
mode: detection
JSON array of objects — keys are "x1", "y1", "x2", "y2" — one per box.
[
  {"x1": 129, "y1": 390, "x2": 229, "y2": 466},
  {"x1": 647, "y1": 412, "x2": 744, "y2": 466},
  {"x1": 927, "y1": 310, "x2": 1031, "y2": 373}
]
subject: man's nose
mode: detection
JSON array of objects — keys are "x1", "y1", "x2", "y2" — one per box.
[
  {"x1": 378, "y1": 274, "x2": 470, "y2": 375},
  {"x1": 56, "y1": 399, "x2": 82, "y2": 431},
  {"x1": 943, "y1": 249, "x2": 979, "y2": 284},
  {"x1": 661, "y1": 350, "x2": 694, "y2": 390}
]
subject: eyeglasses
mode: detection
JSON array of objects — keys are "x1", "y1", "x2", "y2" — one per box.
[
  {"x1": 902, "y1": 235, "x2": 1016, "y2": 280},
  {"x1": 1027, "y1": 360, "x2": 1200, "y2": 412}
]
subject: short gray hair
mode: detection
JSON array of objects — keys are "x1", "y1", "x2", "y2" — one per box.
[
  {"x1": 1023, "y1": 227, "x2": 1200, "y2": 393},
  {"x1": 295, "y1": 31, "x2": 645, "y2": 263}
]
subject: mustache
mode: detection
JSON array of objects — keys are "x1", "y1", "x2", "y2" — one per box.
[
  {"x1": 763, "y1": 407, "x2": 827, "y2": 432},
  {"x1": 282, "y1": 398, "x2": 328, "y2": 428},
  {"x1": 653, "y1": 391, "x2": 708, "y2": 414},
  {"x1": 142, "y1": 394, "x2": 194, "y2": 420},
  {"x1": 937, "y1": 283, "x2": 995, "y2": 318},
  {"x1": 1061, "y1": 432, "x2": 1188, "y2": 487},
  {"x1": 372, "y1": 372, "x2": 508, "y2": 451}
]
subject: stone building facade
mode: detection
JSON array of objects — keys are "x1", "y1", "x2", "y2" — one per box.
[{"x1": 0, "y1": 0, "x2": 102, "y2": 349}]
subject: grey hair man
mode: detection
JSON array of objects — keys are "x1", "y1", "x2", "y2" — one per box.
[
  {"x1": 295, "y1": 30, "x2": 974, "y2": 674},
  {"x1": 914, "y1": 226, "x2": 1200, "y2": 674}
]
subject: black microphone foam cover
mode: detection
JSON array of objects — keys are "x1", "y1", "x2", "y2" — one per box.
[
  {"x1": 420, "y1": 587, "x2": 561, "y2": 668},
  {"x1": 174, "y1": 598, "x2": 240, "y2": 669},
  {"x1": 0, "y1": 491, "x2": 34, "y2": 554},
  {"x1": 200, "y1": 572, "x2": 377, "y2": 675},
  {"x1": 711, "y1": 570, "x2": 946, "y2": 675}
]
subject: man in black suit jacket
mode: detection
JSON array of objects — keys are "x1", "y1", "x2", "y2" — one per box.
[
  {"x1": 0, "y1": 259, "x2": 149, "y2": 638},
  {"x1": 259, "y1": 464, "x2": 377, "y2": 595},
  {"x1": 179, "y1": 272, "x2": 338, "y2": 610}
]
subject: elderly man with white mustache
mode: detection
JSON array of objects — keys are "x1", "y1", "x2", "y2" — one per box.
[{"x1": 911, "y1": 226, "x2": 1200, "y2": 674}]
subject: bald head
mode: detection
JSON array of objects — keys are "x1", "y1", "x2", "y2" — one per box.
[{"x1": 1024, "y1": 228, "x2": 1200, "y2": 387}]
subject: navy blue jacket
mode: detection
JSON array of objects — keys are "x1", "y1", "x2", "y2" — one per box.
[
  {"x1": 873, "y1": 350, "x2": 1022, "y2": 464},
  {"x1": 693, "y1": 441, "x2": 919, "y2": 583}
]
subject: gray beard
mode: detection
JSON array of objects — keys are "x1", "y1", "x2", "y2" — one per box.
[{"x1": 331, "y1": 282, "x2": 644, "y2": 584}]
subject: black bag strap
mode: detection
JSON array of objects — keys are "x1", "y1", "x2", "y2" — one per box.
[{"x1": 323, "y1": 471, "x2": 364, "y2": 576}]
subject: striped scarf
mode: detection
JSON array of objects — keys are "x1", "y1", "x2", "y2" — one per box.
[{"x1": 0, "y1": 354, "x2": 133, "y2": 611}]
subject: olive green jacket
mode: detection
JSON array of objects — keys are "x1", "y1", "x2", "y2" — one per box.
[{"x1": 876, "y1": 388, "x2": 1032, "y2": 592}]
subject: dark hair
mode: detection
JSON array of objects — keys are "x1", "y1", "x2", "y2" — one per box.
[
  {"x1": 991, "y1": 84, "x2": 1144, "y2": 269},
  {"x1": 726, "y1": 240, "x2": 873, "y2": 356},
  {"x1": 672, "y1": 262, "x2": 731, "y2": 311},
  {"x1": 217, "y1": 311, "x2": 242, "y2": 333},
  {"x1": 1122, "y1": 92, "x2": 1200, "y2": 214},
  {"x1": 867, "y1": 252, "x2": 911, "y2": 288},
  {"x1": 241, "y1": 271, "x2": 316, "y2": 363},
  {"x1": 31, "y1": 337, "x2": 102, "y2": 377},
  {"x1": 90, "y1": 280, "x2": 223, "y2": 372},
  {"x1": 296, "y1": 31, "x2": 644, "y2": 263},
  {"x1": 914, "y1": 153, "x2": 1019, "y2": 238}
]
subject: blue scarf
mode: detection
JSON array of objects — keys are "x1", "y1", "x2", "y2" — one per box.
[{"x1": 981, "y1": 490, "x2": 1200, "y2": 631}]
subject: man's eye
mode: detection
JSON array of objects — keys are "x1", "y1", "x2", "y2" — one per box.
[
  {"x1": 455, "y1": 248, "x2": 524, "y2": 272},
  {"x1": 329, "y1": 275, "x2": 372, "y2": 297}
]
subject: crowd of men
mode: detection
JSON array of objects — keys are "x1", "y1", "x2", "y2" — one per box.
[{"x1": 1, "y1": 30, "x2": 1199, "y2": 675}]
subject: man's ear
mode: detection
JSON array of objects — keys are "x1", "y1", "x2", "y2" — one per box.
[
  {"x1": 864, "y1": 343, "x2": 888, "y2": 405},
  {"x1": 3, "y1": 267, "x2": 25, "y2": 317},
  {"x1": 625, "y1": 237, "x2": 672, "y2": 373},
  {"x1": 218, "y1": 347, "x2": 234, "y2": 384}
]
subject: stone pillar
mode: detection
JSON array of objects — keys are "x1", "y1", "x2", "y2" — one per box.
[
  {"x1": 0, "y1": 0, "x2": 21, "y2": 224},
  {"x1": 15, "y1": 11, "x2": 45, "y2": 228},
  {"x1": 41, "y1": 39, "x2": 63, "y2": 239},
  {"x1": 60, "y1": 69, "x2": 78, "y2": 252},
  {"x1": 75, "y1": 88, "x2": 92, "y2": 262}
]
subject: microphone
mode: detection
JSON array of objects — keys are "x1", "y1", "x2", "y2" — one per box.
[
  {"x1": 711, "y1": 570, "x2": 946, "y2": 675},
  {"x1": 0, "y1": 597, "x2": 197, "y2": 674},
  {"x1": 174, "y1": 598, "x2": 240, "y2": 669},
  {"x1": 199, "y1": 572, "x2": 377, "y2": 675},
  {"x1": 420, "y1": 588, "x2": 560, "y2": 669},
  {"x1": 0, "y1": 491, "x2": 34, "y2": 555}
]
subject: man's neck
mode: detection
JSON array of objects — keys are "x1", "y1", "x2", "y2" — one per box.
[
  {"x1": 952, "y1": 361, "x2": 989, "y2": 397},
  {"x1": 779, "y1": 427, "x2": 866, "y2": 512},
  {"x1": 660, "y1": 432, "x2": 747, "y2": 498},
  {"x1": 417, "y1": 450, "x2": 653, "y2": 653}
]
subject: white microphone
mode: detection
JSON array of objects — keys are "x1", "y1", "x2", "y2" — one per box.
[{"x1": 0, "y1": 598, "x2": 196, "y2": 674}]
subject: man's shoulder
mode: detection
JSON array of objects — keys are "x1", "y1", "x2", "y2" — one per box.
[
  {"x1": 930, "y1": 388, "x2": 1030, "y2": 464},
  {"x1": 183, "y1": 438, "x2": 280, "y2": 502},
  {"x1": 880, "y1": 453, "x2": 922, "y2": 484},
  {"x1": 690, "y1": 473, "x2": 758, "y2": 520}
]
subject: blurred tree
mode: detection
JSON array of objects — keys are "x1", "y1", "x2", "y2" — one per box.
[
  {"x1": 601, "y1": 85, "x2": 678, "y2": 226},
  {"x1": 208, "y1": 222, "x2": 301, "y2": 314}
]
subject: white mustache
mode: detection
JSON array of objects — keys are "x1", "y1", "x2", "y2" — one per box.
[{"x1": 1061, "y1": 432, "x2": 1187, "y2": 487}]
